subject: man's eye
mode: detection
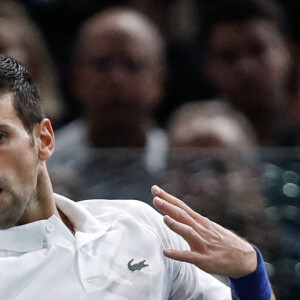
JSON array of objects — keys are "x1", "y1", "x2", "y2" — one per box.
[{"x1": 0, "y1": 133, "x2": 6, "y2": 143}]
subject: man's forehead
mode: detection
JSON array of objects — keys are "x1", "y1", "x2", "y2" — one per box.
[
  {"x1": 0, "y1": 92, "x2": 19, "y2": 121},
  {"x1": 86, "y1": 24, "x2": 152, "y2": 53},
  {"x1": 211, "y1": 19, "x2": 280, "y2": 38},
  {"x1": 209, "y1": 19, "x2": 282, "y2": 49},
  {"x1": 0, "y1": 91, "x2": 14, "y2": 104},
  {"x1": 88, "y1": 11, "x2": 151, "y2": 37},
  {"x1": 81, "y1": 14, "x2": 159, "y2": 55}
]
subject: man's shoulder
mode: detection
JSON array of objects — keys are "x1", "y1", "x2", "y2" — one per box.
[
  {"x1": 79, "y1": 198, "x2": 176, "y2": 247},
  {"x1": 78, "y1": 198, "x2": 161, "y2": 223}
]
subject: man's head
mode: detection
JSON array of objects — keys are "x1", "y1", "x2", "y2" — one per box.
[
  {"x1": 0, "y1": 55, "x2": 55, "y2": 229},
  {"x1": 203, "y1": 0, "x2": 291, "y2": 115},
  {"x1": 168, "y1": 100, "x2": 256, "y2": 148},
  {"x1": 0, "y1": 54, "x2": 45, "y2": 135},
  {"x1": 72, "y1": 8, "x2": 166, "y2": 146}
]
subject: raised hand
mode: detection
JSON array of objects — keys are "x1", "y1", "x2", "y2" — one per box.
[{"x1": 151, "y1": 185, "x2": 257, "y2": 279}]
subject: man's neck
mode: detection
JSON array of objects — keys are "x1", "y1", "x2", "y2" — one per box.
[
  {"x1": 58, "y1": 208, "x2": 75, "y2": 235},
  {"x1": 18, "y1": 167, "x2": 60, "y2": 226}
]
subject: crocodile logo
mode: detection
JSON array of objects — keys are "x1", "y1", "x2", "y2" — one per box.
[{"x1": 127, "y1": 259, "x2": 149, "y2": 272}]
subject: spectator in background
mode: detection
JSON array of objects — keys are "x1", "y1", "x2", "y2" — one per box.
[
  {"x1": 168, "y1": 100, "x2": 256, "y2": 148},
  {"x1": 0, "y1": 0, "x2": 64, "y2": 128},
  {"x1": 202, "y1": 0, "x2": 295, "y2": 146},
  {"x1": 49, "y1": 8, "x2": 168, "y2": 203},
  {"x1": 165, "y1": 100, "x2": 263, "y2": 229}
]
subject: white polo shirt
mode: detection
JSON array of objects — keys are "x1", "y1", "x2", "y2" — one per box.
[{"x1": 0, "y1": 194, "x2": 231, "y2": 300}]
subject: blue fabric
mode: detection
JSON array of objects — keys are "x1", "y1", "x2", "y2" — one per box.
[{"x1": 229, "y1": 245, "x2": 272, "y2": 300}]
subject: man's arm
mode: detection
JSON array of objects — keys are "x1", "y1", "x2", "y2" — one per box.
[{"x1": 151, "y1": 185, "x2": 275, "y2": 300}]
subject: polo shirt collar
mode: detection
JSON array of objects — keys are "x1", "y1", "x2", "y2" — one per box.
[
  {"x1": 0, "y1": 219, "x2": 47, "y2": 252},
  {"x1": 0, "y1": 193, "x2": 110, "y2": 252},
  {"x1": 54, "y1": 193, "x2": 110, "y2": 248}
]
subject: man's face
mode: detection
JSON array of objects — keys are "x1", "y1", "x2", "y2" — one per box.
[
  {"x1": 74, "y1": 24, "x2": 162, "y2": 128},
  {"x1": 0, "y1": 92, "x2": 39, "y2": 229},
  {"x1": 205, "y1": 19, "x2": 291, "y2": 112}
]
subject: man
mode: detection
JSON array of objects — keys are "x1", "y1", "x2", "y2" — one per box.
[
  {"x1": 0, "y1": 55, "x2": 274, "y2": 299},
  {"x1": 203, "y1": 0, "x2": 294, "y2": 146},
  {"x1": 49, "y1": 8, "x2": 167, "y2": 203},
  {"x1": 167, "y1": 100, "x2": 256, "y2": 148}
]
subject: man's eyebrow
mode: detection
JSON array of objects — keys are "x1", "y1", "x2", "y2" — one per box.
[{"x1": 0, "y1": 124, "x2": 11, "y2": 130}]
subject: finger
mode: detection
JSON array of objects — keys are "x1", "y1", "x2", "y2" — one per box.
[
  {"x1": 152, "y1": 185, "x2": 189, "y2": 210},
  {"x1": 152, "y1": 185, "x2": 206, "y2": 223},
  {"x1": 154, "y1": 196, "x2": 209, "y2": 235},
  {"x1": 164, "y1": 215, "x2": 206, "y2": 248},
  {"x1": 163, "y1": 248, "x2": 227, "y2": 277},
  {"x1": 154, "y1": 196, "x2": 199, "y2": 229},
  {"x1": 163, "y1": 248, "x2": 201, "y2": 266},
  {"x1": 156, "y1": 197, "x2": 229, "y2": 246}
]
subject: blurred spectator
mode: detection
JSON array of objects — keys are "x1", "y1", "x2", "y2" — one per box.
[
  {"x1": 49, "y1": 7, "x2": 168, "y2": 204},
  {"x1": 202, "y1": 0, "x2": 295, "y2": 146},
  {"x1": 0, "y1": 0, "x2": 64, "y2": 127},
  {"x1": 165, "y1": 100, "x2": 261, "y2": 222},
  {"x1": 168, "y1": 100, "x2": 256, "y2": 148}
]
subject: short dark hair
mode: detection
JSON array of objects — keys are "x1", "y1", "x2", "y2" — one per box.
[
  {"x1": 202, "y1": 0, "x2": 288, "y2": 44},
  {"x1": 0, "y1": 54, "x2": 45, "y2": 133}
]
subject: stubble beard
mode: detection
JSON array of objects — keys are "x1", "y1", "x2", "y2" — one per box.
[{"x1": 0, "y1": 178, "x2": 31, "y2": 229}]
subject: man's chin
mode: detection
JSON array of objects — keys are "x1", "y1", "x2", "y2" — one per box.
[
  {"x1": 0, "y1": 193, "x2": 24, "y2": 229},
  {"x1": 0, "y1": 215, "x2": 18, "y2": 229},
  {"x1": 0, "y1": 189, "x2": 10, "y2": 204},
  {"x1": 0, "y1": 210, "x2": 24, "y2": 229}
]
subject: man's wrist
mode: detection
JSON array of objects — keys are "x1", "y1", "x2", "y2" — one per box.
[{"x1": 229, "y1": 245, "x2": 272, "y2": 300}]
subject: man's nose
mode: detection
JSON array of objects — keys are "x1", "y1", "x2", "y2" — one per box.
[
  {"x1": 108, "y1": 65, "x2": 128, "y2": 82},
  {"x1": 233, "y1": 54, "x2": 259, "y2": 75}
]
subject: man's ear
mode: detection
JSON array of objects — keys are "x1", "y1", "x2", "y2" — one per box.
[{"x1": 35, "y1": 118, "x2": 55, "y2": 161}]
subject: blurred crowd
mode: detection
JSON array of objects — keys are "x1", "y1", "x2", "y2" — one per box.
[{"x1": 2, "y1": 0, "x2": 300, "y2": 298}]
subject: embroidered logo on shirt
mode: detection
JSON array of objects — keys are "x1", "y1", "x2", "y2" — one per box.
[{"x1": 127, "y1": 259, "x2": 149, "y2": 272}]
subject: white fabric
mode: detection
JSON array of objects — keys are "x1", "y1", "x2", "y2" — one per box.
[
  {"x1": 51, "y1": 119, "x2": 168, "y2": 174},
  {"x1": 0, "y1": 194, "x2": 231, "y2": 299}
]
